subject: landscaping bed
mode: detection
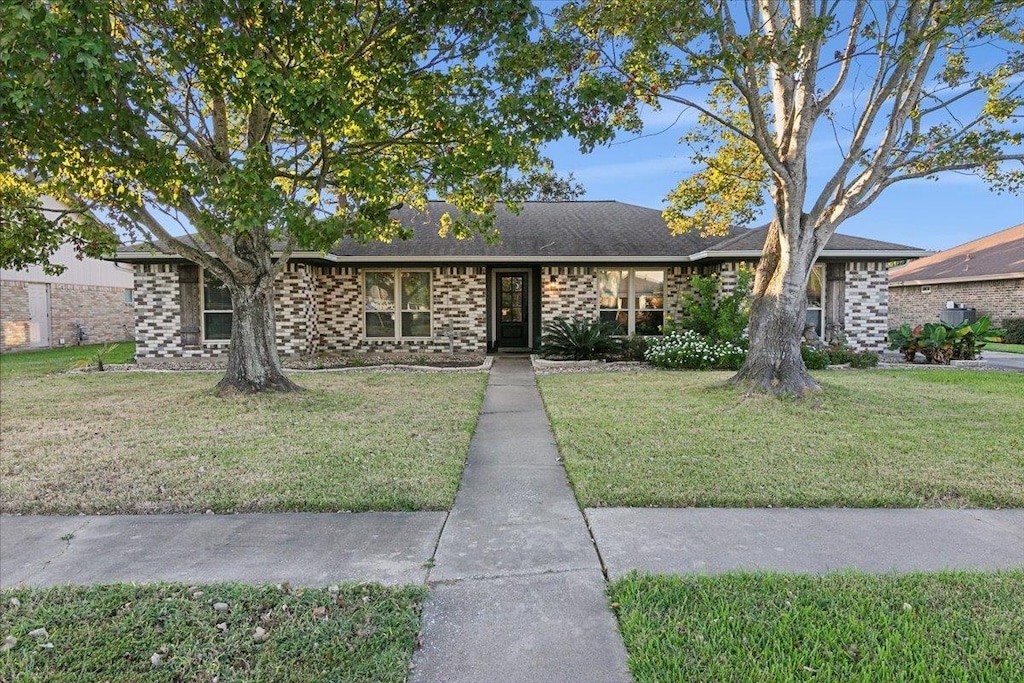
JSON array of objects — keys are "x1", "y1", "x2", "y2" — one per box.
[
  {"x1": 0, "y1": 372, "x2": 486, "y2": 514},
  {"x1": 135, "y1": 352, "x2": 488, "y2": 372},
  {"x1": 0, "y1": 582, "x2": 424, "y2": 683},
  {"x1": 610, "y1": 571, "x2": 1024, "y2": 683},
  {"x1": 538, "y1": 370, "x2": 1024, "y2": 508}
]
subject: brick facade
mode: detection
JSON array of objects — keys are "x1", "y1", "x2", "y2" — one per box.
[
  {"x1": 1, "y1": 280, "x2": 32, "y2": 352},
  {"x1": 132, "y1": 259, "x2": 894, "y2": 359},
  {"x1": 889, "y1": 278, "x2": 1023, "y2": 329},
  {"x1": 1, "y1": 279, "x2": 134, "y2": 353},
  {"x1": 842, "y1": 262, "x2": 890, "y2": 353},
  {"x1": 540, "y1": 267, "x2": 598, "y2": 321}
]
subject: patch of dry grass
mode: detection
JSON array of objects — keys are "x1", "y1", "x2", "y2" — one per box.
[{"x1": 0, "y1": 371, "x2": 485, "y2": 514}]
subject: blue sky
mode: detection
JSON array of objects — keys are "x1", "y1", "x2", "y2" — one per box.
[{"x1": 541, "y1": 104, "x2": 1023, "y2": 253}]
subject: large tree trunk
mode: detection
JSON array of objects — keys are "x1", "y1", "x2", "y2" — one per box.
[
  {"x1": 215, "y1": 270, "x2": 303, "y2": 396},
  {"x1": 728, "y1": 219, "x2": 820, "y2": 396}
]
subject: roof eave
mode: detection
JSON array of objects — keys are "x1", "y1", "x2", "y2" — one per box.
[{"x1": 890, "y1": 272, "x2": 1024, "y2": 286}]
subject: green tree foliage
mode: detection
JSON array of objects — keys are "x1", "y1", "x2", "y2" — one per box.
[
  {"x1": 557, "y1": 0, "x2": 1024, "y2": 395},
  {"x1": 0, "y1": 173, "x2": 118, "y2": 275},
  {"x1": 0, "y1": 0, "x2": 615, "y2": 392},
  {"x1": 679, "y1": 268, "x2": 753, "y2": 342}
]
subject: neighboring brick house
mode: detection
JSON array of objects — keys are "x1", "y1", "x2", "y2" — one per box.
[
  {"x1": 116, "y1": 201, "x2": 928, "y2": 363},
  {"x1": 889, "y1": 224, "x2": 1024, "y2": 328},
  {"x1": 1, "y1": 197, "x2": 135, "y2": 353}
]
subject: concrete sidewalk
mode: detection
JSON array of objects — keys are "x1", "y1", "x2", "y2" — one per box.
[
  {"x1": 588, "y1": 507, "x2": 1024, "y2": 578},
  {"x1": 980, "y1": 350, "x2": 1024, "y2": 371},
  {"x1": 410, "y1": 356, "x2": 631, "y2": 683},
  {"x1": 0, "y1": 512, "x2": 445, "y2": 588}
]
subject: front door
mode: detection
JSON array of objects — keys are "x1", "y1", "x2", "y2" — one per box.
[{"x1": 495, "y1": 272, "x2": 529, "y2": 349}]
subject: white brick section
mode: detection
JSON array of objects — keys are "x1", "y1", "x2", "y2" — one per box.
[
  {"x1": 134, "y1": 265, "x2": 182, "y2": 359},
  {"x1": 844, "y1": 262, "x2": 889, "y2": 353}
]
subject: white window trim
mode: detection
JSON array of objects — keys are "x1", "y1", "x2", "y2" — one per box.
[
  {"x1": 200, "y1": 270, "x2": 232, "y2": 344},
  {"x1": 363, "y1": 268, "x2": 433, "y2": 340},
  {"x1": 597, "y1": 267, "x2": 666, "y2": 336},
  {"x1": 806, "y1": 264, "x2": 825, "y2": 334}
]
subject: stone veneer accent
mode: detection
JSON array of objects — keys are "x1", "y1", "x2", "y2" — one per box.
[
  {"x1": 843, "y1": 262, "x2": 889, "y2": 353},
  {"x1": 889, "y1": 278, "x2": 1023, "y2": 329},
  {"x1": 1, "y1": 279, "x2": 134, "y2": 352},
  {"x1": 540, "y1": 266, "x2": 598, "y2": 322}
]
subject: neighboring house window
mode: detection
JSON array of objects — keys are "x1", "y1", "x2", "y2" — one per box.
[
  {"x1": 202, "y1": 272, "x2": 232, "y2": 341},
  {"x1": 364, "y1": 270, "x2": 432, "y2": 338},
  {"x1": 597, "y1": 269, "x2": 665, "y2": 335},
  {"x1": 806, "y1": 265, "x2": 824, "y2": 336},
  {"x1": 124, "y1": 290, "x2": 133, "y2": 304}
]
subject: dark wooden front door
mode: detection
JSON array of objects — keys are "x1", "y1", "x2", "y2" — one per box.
[{"x1": 495, "y1": 272, "x2": 529, "y2": 348}]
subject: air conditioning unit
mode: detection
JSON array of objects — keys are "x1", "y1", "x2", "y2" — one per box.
[{"x1": 939, "y1": 308, "x2": 976, "y2": 326}]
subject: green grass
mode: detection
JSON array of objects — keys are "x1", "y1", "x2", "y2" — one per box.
[
  {"x1": 538, "y1": 370, "x2": 1024, "y2": 508},
  {"x1": 0, "y1": 371, "x2": 486, "y2": 514},
  {"x1": 985, "y1": 342, "x2": 1024, "y2": 354},
  {"x1": 610, "y1": 571, "x2": 1024, "y2": 683},
  {"x1": 0, "y1": 342, "x2": 136, "y2": 380},
  {"x1": 0, "y1": 582, "x2": 425, "y2": 683}
]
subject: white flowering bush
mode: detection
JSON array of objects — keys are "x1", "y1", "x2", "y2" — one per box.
[{"x1": 644, "y1": 330, "x2": 747, "y2": 370}]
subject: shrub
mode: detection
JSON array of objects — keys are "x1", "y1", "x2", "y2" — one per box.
[
  {"x1": 850, "y1": 351, "x2": 879, "y2": 368},
  {"x1": 645, "y1": 330, "x2": 746, "y2": 370},
  {"x1": 540, "y1": 317, "x2": 624, "y2": 361},
  {"x1": 823, "y1": 345, "x2": 856, "y2": 365},
  {"x1": 1003, "y1": 318, "x2": 1024, "y2": 344},
  {"x1": 801, "y1": 345, "x2": 829, "y2": 370},
  {"x1": 887, "y1": 317, "x2": 990, "y2": 363},
  {"x1": 679, "y1": 269, "x2": 752, "y2": 342},
  {"x1": 617, "y1": 334, "x2": 650, "y2": 362}
]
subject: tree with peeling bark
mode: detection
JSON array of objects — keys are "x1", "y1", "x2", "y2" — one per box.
[
  {"x1": 558, "y1": 0, "x2": 1024, "y2": 395},
  {"x1": 1, "y1": 0, "x2": 614, "y2": 394}
]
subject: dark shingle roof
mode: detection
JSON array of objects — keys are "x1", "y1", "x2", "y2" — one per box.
[
  {"x1": 115, "y1": 201, "x2": 929, "y2": 262},
  {"x1": 702, "y1": 225, "x2": 925, "y2": 254},
  {"x1": 889, "y1": 224, "x2": 1024, "y2": 284},
  {"x1": 329, "y1": 201, "x2": 742, "y2": 259}
]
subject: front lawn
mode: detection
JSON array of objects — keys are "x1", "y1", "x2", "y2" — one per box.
[
  {"x1": 0, "y1": 582, "x2": 424, "y2": 683},
  {"x1": 538, "y1": 370, "x2": 1024, "y2": 508},
  {"x1": 0, "y1": 371, "x2": 485, "y2": 514},
  {"x1": 0, "y1": 342, "x2": 136, "y2": 380},
  {"x1": 985, "y1": 342, "x2": 1024, "y2": 354},
  {"x1": 610, "y1": 571, "x2": 1024, "y2": 683}
]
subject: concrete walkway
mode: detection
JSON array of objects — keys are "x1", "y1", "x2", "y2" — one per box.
[
  {"x1": 0, "y1": 512, "x2": 445, "y2": 587},
  {"x1": 410, "y1": 357, "x2": 631, "y2": 683},
  {"x1": 588, "y1": 508, "x2": 1024, "y2": 579},
  {"x1": 980, "y1": 349, "x2": 1024, "y2": 371}
]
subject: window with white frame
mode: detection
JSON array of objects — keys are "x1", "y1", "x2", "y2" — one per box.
[
  {"x1": 806, "y1": 265, "x2": 824, "y2": 336},
  {"x1": 364, "y1": 270, "x2": 432, "y2": 338},
  {"x1": 597, "y1": 269, "x2": 665, "y2": 335},
  {"x1": 202, "y1": 272, "x2": 232, "y2": 341}
]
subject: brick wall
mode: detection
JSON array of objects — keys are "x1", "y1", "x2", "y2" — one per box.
[
  {"x1": 315, "y1": 266, "x2": 487, "y2": 353},
  {"x1": 889, "y1": 278, "x2": 1023, "y2": 328},
  {"x1": 540, "y1": 266, "x2": 598, "y2": 323},
  {"x1": 843, "y1": 262, "x2": 889, "y2": 353},
  {"x1": 134, "y1": 263, "x2": 490, "y2": 359},
  {"x1": 0, "y1": 280, "x2": 31, "y2": 352},
  {"x1": 1, "y1": 279, "x2": 133, "y2": 352},
  {"x1": 50, "y1": 284, "x2": 134, "y2": 346}
]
